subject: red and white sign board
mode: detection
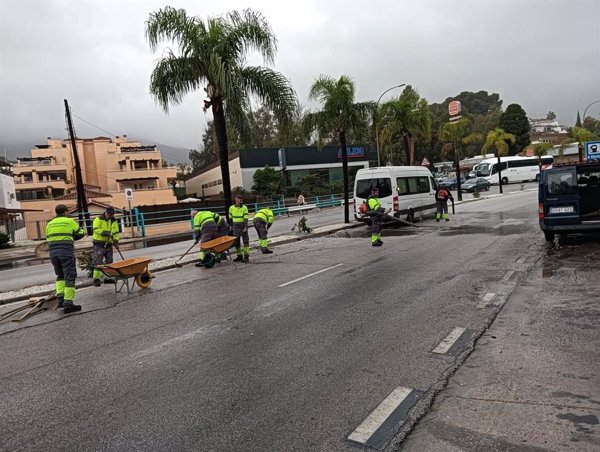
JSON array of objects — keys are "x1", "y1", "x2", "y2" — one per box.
[
  {"x1": 448, "y1": 100, "x2": 461, "y2": 116},
  {"x1": 421, "y1": 157, "x2": 430, "y2": 166}
]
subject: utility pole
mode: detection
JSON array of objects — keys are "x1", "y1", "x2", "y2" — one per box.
[{"x1": 64, "y1": 99, "x2": 91, "y2": 234}]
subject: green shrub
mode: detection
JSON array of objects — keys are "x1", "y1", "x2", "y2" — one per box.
[{"x1": 0, "y1": 232, "x2": 11, "y2": 249}]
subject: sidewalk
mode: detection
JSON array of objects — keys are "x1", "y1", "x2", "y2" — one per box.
[{"x1": 402, "y1": 241, "x2": 600, "y2": 451}]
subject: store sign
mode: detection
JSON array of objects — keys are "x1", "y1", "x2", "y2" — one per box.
[
  {"x1": 586, "y1": 141, "x2": 600, "y2": 161},
  {"x1": 337, "y1": 146, "x2": 365, "y2": 159},
  {"x1": 448, "y1": 100, "x2": 461, "y2": 116}
]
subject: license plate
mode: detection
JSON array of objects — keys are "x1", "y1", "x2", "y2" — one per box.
[{"x1": 549, "y1": 206, "x2": 574, "y2": 214}]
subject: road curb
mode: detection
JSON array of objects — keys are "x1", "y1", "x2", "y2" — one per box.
[{"x1": 0, "y1": 222, "x2": 364, "y2": 307}]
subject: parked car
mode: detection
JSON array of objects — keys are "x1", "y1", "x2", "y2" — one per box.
[
  {"x1": 460, "y1": 177, "x2": 491, "y2": 192},
  {"x1": 440, "y1": 177, "x2": 465, "y2": 190}
]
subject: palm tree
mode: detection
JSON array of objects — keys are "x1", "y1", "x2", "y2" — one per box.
[
  {"x1": 532, "y1": 142, "x2": 553, "y2": 168},
  {"x1": 379, "y1": 86, "x2": 431, "y2": 166},
  {"x1": 561, "y1": 127, "x2": 596, "y2": 162},
  {"x1": 146, "y1": 7, "x2": 297, "y2": 211},
  {"x1": 303, "y1": 75, "x2": 374, "y2": 223},
  {"x1": 482, "y1": 128, "x2": 515, "y2": 194},
  {"x1": 439, "y1": 119, "x2": 482, "y2": 201}
]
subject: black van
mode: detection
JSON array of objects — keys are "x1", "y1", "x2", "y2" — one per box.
[{"x1": 539, "y1": 162, "x2": 600, "y2": 241}]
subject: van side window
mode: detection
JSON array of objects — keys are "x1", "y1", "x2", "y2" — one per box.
[
  {"x1": 546, "y1": 172, "x2": 577, "y2": 195},
  {"x1": 418, "y1": 177, "x2": 429, "y2": 193},
  {"x1": 356, "y1": 178, "x2": 393, "y2": 198}
]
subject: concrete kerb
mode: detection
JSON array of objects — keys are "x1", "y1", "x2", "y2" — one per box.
[
  {"x1": 452, "y1": 187, "x2": 537, "y2": 207},
  {"x1": 0, "y1": 222, "x2": 364, "y2": 308}
]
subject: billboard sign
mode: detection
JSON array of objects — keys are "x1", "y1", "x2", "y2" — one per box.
[{"x1": 337, "y1": 146, "x2": 365, "y2": 159}]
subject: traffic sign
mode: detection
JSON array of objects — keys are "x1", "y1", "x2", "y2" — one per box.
[
  {"x1": 421, "y1": 157, "x2": 430, "y2": 166},
  {"x1": 586, "y1": 141, "x2": 600, "y2": 161},
  {"x1": 124, "y1": 188, "x2": 134, "y2": 200}
]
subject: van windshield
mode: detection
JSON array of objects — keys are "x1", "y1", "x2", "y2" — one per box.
[
  {"x1": 477, "y1": 163, "x2": 492, "y2": 177},
  {"x1": 546, "y1": 171, "x2": 577, "y2": 196},
  {"x1": 356, "y1": 178, "x2": 393, "y2": 198}
]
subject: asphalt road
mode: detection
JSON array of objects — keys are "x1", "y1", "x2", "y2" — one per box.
[
  {"x1": 0, "y1": 206, "x2": 350, "y2": 293},
  {"x1": 0, "y1": 190, "x2": 550, "y2": 451}
]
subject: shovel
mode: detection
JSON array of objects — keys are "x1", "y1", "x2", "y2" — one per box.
[{"x1": 175, "y1": 241, "x2": 199, "y2": 268}]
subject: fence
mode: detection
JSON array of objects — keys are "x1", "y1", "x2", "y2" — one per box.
[{"x1": 14, "y1": 191, "x2": 349, "y2": 242}]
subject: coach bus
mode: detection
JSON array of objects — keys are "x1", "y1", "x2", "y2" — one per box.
[{"x1": 476, "y1": 156, "x2": 553, "y2": 184}]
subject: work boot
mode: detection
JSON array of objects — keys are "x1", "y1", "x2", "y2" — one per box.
[
  {"x1": 103, "y1": 278, "x2": 116, "y2": 285},
  {"x1": 233, "y1": 255, "x2": 244, "y2": 262},
  {"x1": 376, "y1": 239, "x2": 383, "y2": 245},
  {"x1": 445, "y1": 218, "x2": 450, "y2": 222},
  {"x1": 56, "y1": 297, "x2": 64, "y2": 309},
  {"x1": 262, "y1": 248, "x2": 273, "y2": 254},
  {"x1": 62, "y1": 303, "x2": 82, "y2": 314},
  {"x1": 195, "y1": 262, "x2": 204, "y2": 267},
  {"x1": 243, "y1": 254, "x2": 249, "y2": 263},
  {"x1": 372, "y1": 242, "x2": 383, "y2": 247},
  {"x1": 93, "y1": 279, "x2": 101, "y2": 287}
]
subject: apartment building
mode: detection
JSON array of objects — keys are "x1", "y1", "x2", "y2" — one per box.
[
  {"x1": 13, "y1": 135, "x2": 178, "y2": 207},
  {"x1": 12, "y1": 136, "x2": 179, "y2": 239}
]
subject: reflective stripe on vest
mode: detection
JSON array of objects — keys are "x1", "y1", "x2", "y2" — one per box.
[
  {"x1": 229, "y1": 205, "x2": 248, "y2": 223},
  {"x1": 46, "y1": 217, "x2": 83, "y2": 243},
  {"x1": 367, "y1": 197, "x2": 381, "y2": 211},
  {"x1": 254, "y1": 209, "x2": 273, "y2": 224}
]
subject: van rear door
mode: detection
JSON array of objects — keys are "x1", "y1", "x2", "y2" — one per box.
[
  {"x1": 540, "y1": 168, "x2": 580, "y2": 227},
  {"x1": 354, "y1": 171, "x2": 394, "y2": 218}
]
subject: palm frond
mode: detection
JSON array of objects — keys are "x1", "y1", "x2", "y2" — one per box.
[
  {"x1": 225, "y1": 10, "x2": 277, "y2": 65},
  {"x1": 149, "y1": 52, "x2": 203, "y2": 112},
  {"x1": 146, "y1": 6, "x2": 201, "y2": 55},
  {"x1": 239, "y1": 66, "x2": 297, "y2": 125}
]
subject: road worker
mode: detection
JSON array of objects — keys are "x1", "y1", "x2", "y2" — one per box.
[
  {"x1": 435, "y1": 184, "x2": 453, "y2": 222},
  {"x1": 92, "y1": 207, "x2": 120, "y2": 286},
  {"x1": 253, "y1": 207, "x2": 274, "y2": 254},
  {"x1": 229, "y1": 193, "x2": 250, "y2": 262},
  {"x1": 193, "y1": 210, "x2": 223, "y2": 267},
  {"x1": 367, "y1": 187, "x2": 386, "y2": 247},
  {"x1": 46, "y1": 204, "x2": 85, "y2": 313},
  {"x1": 212, "y1": 212, "x2": 230, "y2": 237}
]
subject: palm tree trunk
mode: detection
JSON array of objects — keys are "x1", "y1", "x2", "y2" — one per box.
[
  {"x1": 409, "y1": 136, "x2": 415, "y2": 166},
  {"x1": 402, "y1": 133, "x2": 410, "y2": 166},
  {"x1": 339, "y1": 131, "x2": 350, "y2": 223},
  {"x1": 211, "y1": 97, "x2": 233, "y2": 215},
  {"x1": 497, "y1": 154, "x2": 504, "y2": 194}
]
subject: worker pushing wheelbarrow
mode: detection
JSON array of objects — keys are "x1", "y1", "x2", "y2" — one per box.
[{"x1": 185, "y1": 210, "x2": 232, "y2": 268}]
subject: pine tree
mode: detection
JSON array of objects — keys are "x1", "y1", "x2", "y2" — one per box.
[{"x1": 576, "y1": 111, "x2": 582, "y2": 128}]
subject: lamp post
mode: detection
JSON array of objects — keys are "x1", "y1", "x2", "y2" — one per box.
[
  {"x1": 582, "y1": 99, "x2": 600, "y2": 124},
  {"x1": 375, "y1": 84, "x2": 406, "y2": 166}
]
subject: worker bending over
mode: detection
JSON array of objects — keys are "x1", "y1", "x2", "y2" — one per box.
[
  {"x1": 193, "y1": 210, "x2": 223, "y2": 267},
  {"x1": 46, "y1": 204, "x2": 85, "y2": 313},
  {"x1": 92, "y1": 207, "x2": 119, "y2": 286},
  {"x1": 367, "y1": 187, "x2": 387, "y2": 247},
  {"x1": 229, "y1": 193, "x2": 250, "y2": 262},
  {"x1": 212, "y1": 212, "x2": 229, "y2": 237},
  {"x1": 253, "y1": 208, "x2": 274, "y2": 254}
]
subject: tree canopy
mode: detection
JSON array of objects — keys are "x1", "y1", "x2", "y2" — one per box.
[{"x1": 499, "y1": 104, "x2": 530, "y2": 155}]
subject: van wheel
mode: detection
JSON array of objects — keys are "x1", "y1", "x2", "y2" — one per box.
[
  {"x1": 501, "y1": 177, "x2": 508, "y2": 184},
  {"x1": 406, "y1": 210, "x2": 415, "y2": 223},
  {"x1": 544, "y1": 231, "x2": 555, "y2": 242}
]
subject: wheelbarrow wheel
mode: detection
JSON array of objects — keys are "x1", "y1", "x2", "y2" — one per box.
[
  {"x1": 203, "y1": 253, "x2": 216, "y2": 268},
  {"x1": 135, "y1": 271, "x2": 153, "y2": 288}
]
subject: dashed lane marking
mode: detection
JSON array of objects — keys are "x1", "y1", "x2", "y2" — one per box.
[
  {"x1": 278, "y1": 263, "x2": 344, "y2": 288},
  {"x1": 432, "y1": 327, "x2": 466, "y2": 354},
  {"x1": 502, "y1": 271, "x2": 515, "y2": 281},
  {"x1": 477, "y1": 292, "x2": 496, "y2": 309},
  {"x1": 348, "y1": 386, "x2": 423, "y2": 449}
]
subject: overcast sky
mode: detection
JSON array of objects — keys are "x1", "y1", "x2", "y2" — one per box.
[{"x1": 1, "y1": 0, "x2": 599, "y2": 161}]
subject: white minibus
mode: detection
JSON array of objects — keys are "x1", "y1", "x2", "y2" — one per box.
[
  {"x1": 476, "y1": 156, "x2": 553, "y2": 184},
  {"x1": 353, "y1": 166, "x2": 439, "y2": 223}
]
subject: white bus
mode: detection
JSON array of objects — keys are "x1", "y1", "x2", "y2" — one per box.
[{"x1": 476, "y1": 156, "x2": 553, "y2": 184}]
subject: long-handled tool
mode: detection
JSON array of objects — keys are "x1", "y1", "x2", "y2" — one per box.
[
  {"x1": 175, "y1": 241, "x2": 199, "y2": 267},
  {"x1": 452, "y1": 199, "x2": 455, "y2": 215}
]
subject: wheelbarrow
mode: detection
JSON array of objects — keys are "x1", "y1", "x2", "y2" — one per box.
[
  {"x1": 97, "y1": 257, "x2": 154, "y2": 294},
  {"x1": 198, "y1": 236, "x2": 237, "y2": 268}
]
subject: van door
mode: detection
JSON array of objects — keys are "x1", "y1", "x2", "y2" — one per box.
[
  {"x1": 541, "y1": 168, "x2": 579, "y2": 227},
  {"x1": 396, "y1": 173, "x2": 422, "y2": 221},
  {"x1": 423, "y1": 175, "x2": 438, "y2": 217}
]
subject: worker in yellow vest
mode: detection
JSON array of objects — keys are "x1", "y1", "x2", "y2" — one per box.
[
  {"x1": 212, "y1": 212, "x2": 229, "y2": 237},
  {"x1": 229, "y1": 193, "x2": 250, "y2": 262},
  {"x1": 253, "y1": 208, "x2": 274, "y2": 254},
  {"x1": 193, "y1": 210, "x2": 222, "y2": 267},
  {"x1": 92, "y1": 207, "x2": 120, "y2": 286},
  {"x1": 46, "y1": 204, "x2": 85, "y2": 313}
]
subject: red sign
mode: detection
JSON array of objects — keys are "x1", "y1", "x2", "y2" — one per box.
[{"x1": 448, "y1": 100, "x2": 461, "y2": 116}]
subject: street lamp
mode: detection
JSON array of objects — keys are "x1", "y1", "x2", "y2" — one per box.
[
  {"x1": 375, "y1": 84, "x2": 406, "y2": 166},
  {"x1": 582, "y1": 99, "x2": 600, "y2": 124}
]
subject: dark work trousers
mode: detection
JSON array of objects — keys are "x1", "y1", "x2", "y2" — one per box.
[{"x1": 51, "y1": 255, "x2": 77, "y2": 299}]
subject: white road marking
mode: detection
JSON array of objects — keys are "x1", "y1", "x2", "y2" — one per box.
[
  {"x1": 432, "y1": 327, "x2": 467, "y2": 354},
  {"x1": 348, "y1": 386, "x2": 413, "y2": 445},
  {"x1": 477, "y1": 292, "x2": 496, "y2": 308},
  {"x1": 278, "y1": 263, "x2": 344, "y2": 287},
  {"x1": 516, "y1": 255, "x2": 527, "y2": 264},
  {"x1": 502, "y1": 271, "x2": 515, "y2": 281}
]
